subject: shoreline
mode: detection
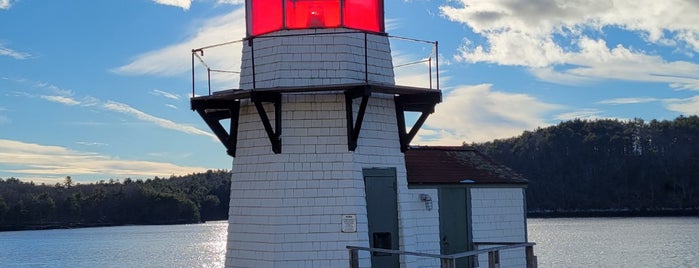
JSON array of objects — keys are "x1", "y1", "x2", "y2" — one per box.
[
  {"x1": 528, "y1": 208, "x2": 699, "y2": 218},
  {"x1": 0, "y1": 219, "x2": 217, "y2": 232}
]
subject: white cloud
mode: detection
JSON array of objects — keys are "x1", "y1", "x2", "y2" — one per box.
[
  {"x1": 440, "y1": 0, "x2": 699, "y2": 90},
  {"x1": 665, "y1": 95, "x2": 699, "y2": 115},
  {"x1": 75, "y1": 141, "x2": 109, "y2": 147},
  {"x1": 0, "y1": 0, "x2": 10, "y2": 10},
  {"x1": 0, "y1": 44, "x2": 30, "y2": 59},
  {"x1": 151, "y1": 89, "x2": 181, "y2": 100},
  {"x1": 554, "y1": 108, "x2": 605, "y2": 121},
  {"x1": 0, "y1": 139, "x2": 210, "y2": 181},
  {"x1": 216, "y1": 0, "x2": 243, "y2": 5},
  {"x1": 41, "y1": 95, "x2": 80, "y2": 106},
  {"x1": 152, "y1": 0, "x2": 191, "y2": 10},
  {"x1": 112, "y1": 7, "x2": 246, "y2": 86},
  {"x1": 598, "y1": 97, "x2": 659, "y2": 105},
  {"x1": 103, "y1": 100, "x2": 216, "y2": 140},
  {"x1": 413, "y1": 84, "x2": 560, "y2": 144},
  {"x1": 18, "y1": 78, "x2": 213, "y2": 140}
]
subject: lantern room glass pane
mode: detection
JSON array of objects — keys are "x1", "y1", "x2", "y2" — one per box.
[
  {"x1": 249, "y1": 0, "x2": 283, "y2": 36},
  {"x1": 344, "y1": 0, "x2": 382, "y2": 32},
  {"x1": 285, "y1": 0, "x2": 341, "y2": 29}
]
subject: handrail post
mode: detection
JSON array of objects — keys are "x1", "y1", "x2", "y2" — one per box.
[
  {"x1": 191, "y1": 52, "x2": 195, "y2": 98},
  {"x1": 440, "y1": 257, "x2": 455, "y2": 268},
  {"x1": 207, "y1": 68, "x2": 211, "y2": 95},
  {"x1": 349, "y1": 248, "x2": 359, "y2": 268},
  {"x1": 435, "y1": 41, "x2": 439, "y2": 90},
  {"x1": 488, "y1": 250, "x2": 500, "y2": 268},
  {"x1": 428, "y1": 57, "x2": 432, "y2": 89},
  {"x1": 526, "y1": 245, "x2": 537, "y2": 268}
]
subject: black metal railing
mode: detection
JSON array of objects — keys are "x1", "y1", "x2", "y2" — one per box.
[{"x1": 190, "y1": 31, "x2": 439, "y2": 98}]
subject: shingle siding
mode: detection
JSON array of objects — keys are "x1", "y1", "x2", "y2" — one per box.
[
  {"x1": 227, "y1": 93, "x2": 440, "y2": 268},
  {"x1": 470, "y1": 187, "x2": 527, "y2": 268}
]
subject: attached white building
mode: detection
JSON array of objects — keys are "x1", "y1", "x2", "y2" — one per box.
[{"x1": 405, "y1": 146, "x2": 530, "y2": 268}]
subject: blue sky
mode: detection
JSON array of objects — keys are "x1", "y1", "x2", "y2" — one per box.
[{"x1": 1, "y1": 0, "x2": 698, "y2": 183}]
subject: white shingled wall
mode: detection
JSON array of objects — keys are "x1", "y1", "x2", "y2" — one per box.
[
  {"x1": 239, "y1": 29, "x2": 395, "y2": 90},
  {"x1": 226, "y1": 29, "x2": 441, "y2": 267},
  {"x1": 470, "y1": 187, "x2": 527, "y2": 268},
  {"x1": 226, "y1": 93, "x2": 441, "y2": 268},
  {"x1": 228, "y1": 94, "x2": 363, "y2": 268},
  {"x1": 351, "y1": 94, "x2": 441, "y2": 268}
]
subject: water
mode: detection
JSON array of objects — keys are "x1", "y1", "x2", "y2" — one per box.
[
  {"x1": 528, "y1": 217, "x2": 699, "y2": 268},
  {"x1": 0, "y1": 218, "x2": 697, "y2": 267},
  {"x1": 0, "y1": 221, "x2": 227, "y2": 268}
]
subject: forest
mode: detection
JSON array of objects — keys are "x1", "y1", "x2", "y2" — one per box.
[
  {"x1": 474, "y1": 115, "x2": 699, "y2": 216},
  {"x1": 2, "y1": 116, "x2": 698, "y2": 230},
  {"x1": 0, "y1": 170, "x2": 231, "y2": 231}
]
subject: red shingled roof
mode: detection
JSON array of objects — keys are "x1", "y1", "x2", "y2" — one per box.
[{"x1": 405, "y1": 146, "x2": 527, "y2": 185}]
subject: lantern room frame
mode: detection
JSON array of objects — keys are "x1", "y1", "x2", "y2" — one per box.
[{"x1": 246, "y1": 0, "x2": 385, "y2": 36}]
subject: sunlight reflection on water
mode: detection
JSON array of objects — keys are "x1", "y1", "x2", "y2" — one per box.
[{"x1": 0, "y1": 221, "x2": 228, "y2": 267}]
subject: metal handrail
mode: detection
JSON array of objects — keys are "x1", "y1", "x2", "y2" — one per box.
[
  {"x1": 347, "y1": 242, "x2": 537, "y2": 268},
  {"x1": 190, "y1": 31, "x2": 439, "y2": 98}
]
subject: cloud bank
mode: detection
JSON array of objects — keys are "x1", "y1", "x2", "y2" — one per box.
[
  {"x1": 414, "y1": 84, "x2": 560, "y2": 144},
  {"x1": 440, "y1": 0, "x2": 699, "y2": 90},
  {"x1": 0, "y1": 139, "x2": 210, "y2": 182}
]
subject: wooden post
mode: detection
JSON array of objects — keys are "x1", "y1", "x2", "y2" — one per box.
[
  {"x1": 440, "y1": 258, "x2": 455, "y2": 268},
  {"x1": 526, "y1": 245, "x2": 538, "y2": 268},
  {"x1": 349, "y1": 248, "x2": 359, "y2": 268},
  {"x1": 488, "y1": 250, "x2": 500, "y2": 268}
]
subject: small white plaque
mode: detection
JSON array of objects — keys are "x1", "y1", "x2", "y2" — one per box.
[{"x1": 341, "y1": 214, "x2": 357, "y2": 233}]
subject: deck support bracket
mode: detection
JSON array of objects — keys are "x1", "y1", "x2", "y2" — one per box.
[
  {"x1": 345, "y1": 86, "x2": 372, "y2": 151},
  {"x1": 394, "y1": 92, "x2": 441, "y2": 152},
  {"x1": 252, "y1": 91, "x2": 282, "y2": 154},
  {"x1": 191, "y1": 99, "x2": 240, "y2": 157}
]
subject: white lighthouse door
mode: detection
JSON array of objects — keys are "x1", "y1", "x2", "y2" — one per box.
[{"x1": 363, "y1": 168, "x2": 399, "y2": 268}]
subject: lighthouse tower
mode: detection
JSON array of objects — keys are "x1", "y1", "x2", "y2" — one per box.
[{"x1": 191, "y1": 1, "x2": 441, "y2": 267}]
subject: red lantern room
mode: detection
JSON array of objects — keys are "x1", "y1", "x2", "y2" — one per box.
[{"x1": 246, "y1": 0, "x2": 384, "y2": 36}]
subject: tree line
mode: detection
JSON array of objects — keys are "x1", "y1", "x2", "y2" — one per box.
[
  {"x1": 474, "y1": 115, "x2": 699, "y2": 216},
  {"x1": 0, "y1": 170, "x2": 231, "y2": 231},
  {"x1": 2, "y1": 116, "x2": 697, "y2": 230}
]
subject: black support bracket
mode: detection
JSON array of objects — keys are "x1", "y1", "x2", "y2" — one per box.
[
  {"x1": 191, "y1": 99, "x2": 240, "y2": 157},
  {"x1": 251, "y1": 91, "x2": 282, "y2": 154},
  {"x1": 394, "y1": 91, "x2": 441, "y2": 152},
  {"x1": 345, "y1": 86, "x2": 372, "y2": 151}
]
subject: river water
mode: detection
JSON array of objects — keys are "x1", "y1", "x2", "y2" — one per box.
[
  {"x1": 0, "y1": 217, "x2": 697, "y2": 267},
  {"x1": 528, "y1": 217, "x2": 699, "y2": 267}
]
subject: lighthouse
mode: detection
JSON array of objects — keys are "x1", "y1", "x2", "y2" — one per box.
[{"x1": 191, "y1": 1, "x2": 442, "y2": 267}]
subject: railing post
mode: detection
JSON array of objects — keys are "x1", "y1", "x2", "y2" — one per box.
[
  {"x1": 526, "y1": 245, "x2": 538, "y2": 268},
  {"x1": 191, "y1": 52, "x2": 195, "y2": 98},
  {"x1": 428, "y1": 57, "x2": 432, "y2": 89},
  {"x1": 440, "y1": 257, "x2": 455, "y2": 268},
  {"x1": 488, "y1": 250, "x2": 500, "y2": 268},
  {"x1": 349, "y1": 248, "x2": 359, "y2": 268},
  {"x1": 435, "y1": 41, "x2": 439, "y2": 90}
]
